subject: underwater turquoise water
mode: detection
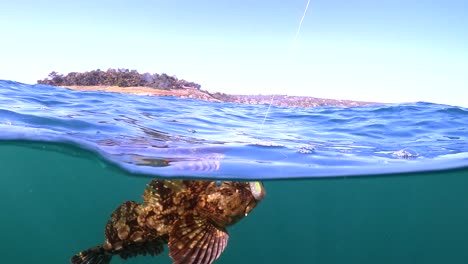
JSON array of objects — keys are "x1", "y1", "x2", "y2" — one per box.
[{"x1": 1, "y1": 80, "x2": 468, "y2": 263}]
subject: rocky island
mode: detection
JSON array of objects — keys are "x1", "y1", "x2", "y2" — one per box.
[{"x1": 38, "y1": 69, "x2": 377, "y2": 108}]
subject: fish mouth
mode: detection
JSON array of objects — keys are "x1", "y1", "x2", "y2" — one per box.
[{"x1": 249, "y1": 181, "x2": 266, "y2": 201}]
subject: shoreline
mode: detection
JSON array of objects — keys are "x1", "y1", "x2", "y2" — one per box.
[{"x1": 62, "y1": 85, "x2": 379, "y2": 108}]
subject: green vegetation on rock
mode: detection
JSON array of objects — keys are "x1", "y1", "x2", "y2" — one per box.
[{"x1": 37, "y1": 68, "x2": 201, "y2": 90}]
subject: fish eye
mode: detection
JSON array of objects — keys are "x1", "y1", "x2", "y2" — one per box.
[{"x1": 249, "y1": 182, "x2": 265, "y2": 201}]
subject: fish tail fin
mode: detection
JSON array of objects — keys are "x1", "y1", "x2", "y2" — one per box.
[{"x1": 70, "y1": 246, "x2": 112, "y2": 264}]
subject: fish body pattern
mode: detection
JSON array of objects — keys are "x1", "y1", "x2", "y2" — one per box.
[{"x1": 71, "y1": 180, "x2": 266, "y2": 264}]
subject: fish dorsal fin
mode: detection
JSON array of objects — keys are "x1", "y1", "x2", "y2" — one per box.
[
  {"x1": 143, "y1": 180, "x2": 186, "y2": 205},
  {"x1": 169, "y1": 214, "x2": 229, "y2": 264}
]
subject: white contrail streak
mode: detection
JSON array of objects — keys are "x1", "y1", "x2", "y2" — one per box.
[
  {"x1": 293, "y1": 0, "x2": 311, "y2": 42},
  {"x1": 260, "y1": 1, "x2": 311, "y2": 132}
]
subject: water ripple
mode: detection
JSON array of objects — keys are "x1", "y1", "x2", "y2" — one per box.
[{"x1": 1, "y1": 80, "x2": 468, "y2": 179}]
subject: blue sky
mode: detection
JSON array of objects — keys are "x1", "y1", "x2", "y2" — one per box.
[{"x1": 0, "y1": 0, "x2": 467, "y2": 107}]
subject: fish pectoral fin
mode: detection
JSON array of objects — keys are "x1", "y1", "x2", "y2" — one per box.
[{"x1": 168, "y1": 214, "x2": 229, "y2": 264}]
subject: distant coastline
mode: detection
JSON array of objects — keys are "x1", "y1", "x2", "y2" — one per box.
[
  {"x1": 38, "y1": 69, "x2": 378, "y2": 108},
  {"x1": 62, "y1": 85, "x2": 377, "y2": 108}
]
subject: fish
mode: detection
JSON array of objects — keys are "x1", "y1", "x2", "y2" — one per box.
[{"x1": 70, "y1": 180, "x2": 266, "y2": 264}]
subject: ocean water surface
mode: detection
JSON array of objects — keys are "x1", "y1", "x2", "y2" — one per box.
[{"x1": 1, "y1": 80, "x2": 468, "y2": 263}]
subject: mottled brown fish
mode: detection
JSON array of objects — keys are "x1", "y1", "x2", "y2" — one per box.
[{"x1": 71, "y1": 180, "x2": 266, "y2": 264}]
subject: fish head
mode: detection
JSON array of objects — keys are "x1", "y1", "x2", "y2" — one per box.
[{"x1": 196, "y1": 181, "x2": 266, "y2": 227}]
